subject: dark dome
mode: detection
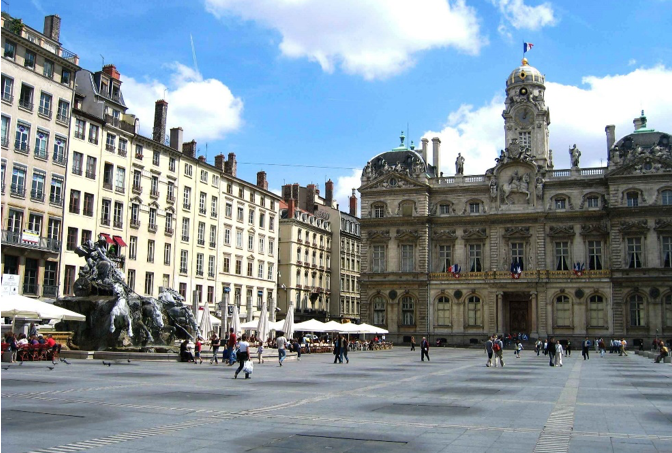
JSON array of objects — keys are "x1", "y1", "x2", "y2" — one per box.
[{"x1": 614, "y1": 131, "x2": 670, "y2": 152}]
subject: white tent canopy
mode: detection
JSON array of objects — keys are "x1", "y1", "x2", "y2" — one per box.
[
  {"x1": 239, "y1": 318, "x2": 284, "y2": 331},
  {"x1": 293, "y1": 318, "x2": 328, "y2": 332},
  {"x1": 357, "y1": 323, "x2": 389, "y2": 334},
  {"x1": 0, "y1": 295, "x2": 86, "y2": 322}
]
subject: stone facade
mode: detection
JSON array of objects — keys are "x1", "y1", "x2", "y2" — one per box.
[{"x1": 358, "y1": 59, "x2": 672, "y2": 345}]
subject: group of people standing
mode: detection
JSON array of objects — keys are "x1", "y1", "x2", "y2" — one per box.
[{"x1": 332, "y1": 335, "x2": 350, "y2": 364}]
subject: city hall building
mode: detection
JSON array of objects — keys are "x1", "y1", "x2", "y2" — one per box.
[{"x1": 358, "y1": 59, "x2": 672, "y2": 345}]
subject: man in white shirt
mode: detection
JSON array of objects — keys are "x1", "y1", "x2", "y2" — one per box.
[{"x1": 276, "y1": 332, "x2": 287, "y2": 367}]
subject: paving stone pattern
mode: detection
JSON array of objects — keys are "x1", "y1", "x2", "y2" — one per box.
[{"x1": 2, "y1": 348, "x2": 672, "y2": 453}]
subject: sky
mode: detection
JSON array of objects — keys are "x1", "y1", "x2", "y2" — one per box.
[{"x1": 11, "y1": 0, "x2": 672, "y2": 212}]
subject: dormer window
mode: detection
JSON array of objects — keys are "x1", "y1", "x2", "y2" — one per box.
[
  {"x1": 626, "y1": 192, "x2": 639, "y2": 207},
  {"x1": 101, "y1": 80, "x2": 108, "y2": 95},
  {"x1": 555, "y1": 198, "x2": 566, "y2": 210}
]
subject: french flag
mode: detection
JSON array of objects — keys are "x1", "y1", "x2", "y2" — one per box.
[
  {"x1": 511, "y1": 261, "x2": 522, "y2": 279},
  {"x1": 573, "y1": 262, "x2": 585, "y2": 277},
  {"x1": 523, "y1": 42, "x2": 534, "y2": 53},
  {"x1": 448, "y1": 264, "x2": 461, "y2": 278}
]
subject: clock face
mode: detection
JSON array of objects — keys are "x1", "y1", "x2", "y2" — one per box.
[{"x1": 515, "y1": 106, "x2": 534, "y2": 127}]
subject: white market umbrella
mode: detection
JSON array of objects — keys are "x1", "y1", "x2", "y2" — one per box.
[
  {"x1": 230, "y1": 303, "x2": 241, "y2": 336},
  {"x1": 281, "y1": 301, "x2": 295, "y2": 339},
  {"x1": 357, "y1": 323, "x2": 389, "y2": 334},
  {"x1": 293, "y1": 318, "x2": 328, "y2": 332},
  {"x1": 256, "y1": 299, "x2": 269, "y2": 344},
  {"x1": 1, "y1": 294, "x2": 86, "y2": 322},
  {"x1": 198, "y1": 303, "x2": 214, "y2": 338},
  {"x1": 270, "y1": 320, "x2": 285, "y2": 331},
  {"x1": 239, "y1": 319, "x2": 261, "y2": 330},
  {"x1": 322, "y1": 320, "x2": 346, "y2": 332}
]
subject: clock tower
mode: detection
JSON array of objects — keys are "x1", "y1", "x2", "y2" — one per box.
[{"x1": 502, "y1": 58, "x2": 551, "y2": 168}]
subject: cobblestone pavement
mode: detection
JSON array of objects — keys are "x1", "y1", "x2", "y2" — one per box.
[{"x1": 2, "y1": 348, "x2": 671, "y2": 453}]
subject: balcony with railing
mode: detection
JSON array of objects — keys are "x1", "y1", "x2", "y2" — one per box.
[
  {"x1": 197, "y1": 238, "x2": 205, "y2": 246},
  {"x1": 115, "y1": 185, "x2": 125, "y2": 195},
  {"x1": 199, "y1": 207, "x2": 207, "y2": 215},
  {"x1": 10, "y1": 183, "x2": 25, "y2": 197},
  {"x1": 166, "y1": 194, "x2": 175, "y2": 204},
  {"x1": 105, "y1": 143, "x2": 115, "y2": 153},
  {"x1": 130, "y1": 218, "x2": 141, "y2": 229},
  {"x1": 103, "y1": 181, "x2": 113, "y2": 191},
  {"x1": 38, "y1": 106, "x2": 52, "y2": 118},
  {"x1": 209, "y1": 241, "x2": 216, "y2": 248},
  {"x1": 113, "y1": 220, "x2": 123, "y2": 229},
  {"x1": 72, "y1": 166, "x2": 83, "y2": 176},
  {"x1": 14, "y1": 141, "x2": 29, "y2": 154},
  {"x1": 85, "y1": 170, "x2": 96, "y2": 179},
  {"x1": 56, "y1": 112, "x2": 69, "y2": 124},
  {"x1": 148, "y1": 223, "x2": 158, "y2": 233},
  {"x1": 23, "y1": 282, "x2": 39, "y2": 295},
  {"x1": 49, "y1": 194, "x2": 63, "y2": 206},
  {"x1": 2, "y1": 16, "x2": 80, "y2": 64},
  {"x1": 183, "y1": 203, "x2": 191, "y2": 211},
  {"x1": 100, "y1": 216, "x2": 110, "y2": 226},
  {"x1": 1, "y1": 93, "x2": 13, "y2": 104},
  {"x1": 30, "y1": 189, "x2": 44, "y2": 202},
  {"x1": 150, "y1": 189, "x2": 160, "y2": 199},
  {"x1": 118, "y1": 147, "x2": 127, "y2": 157},
  {"x1": 132, "y1": 184, "x2": 142, "y2": 194},
  {"x1": 165, "y1": 226, "x2": 174, "y2": 236},
  {"x1": 18, "y1": 99, "x2": 33, "y2": 111},
  {"x1": 53, "y1": 153, "x2": 66, "y2": 166},
  {"x1": 1, "y1": 230, "x2": 60, "y2": 253}
]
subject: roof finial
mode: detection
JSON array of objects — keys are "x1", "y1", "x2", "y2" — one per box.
[
  {"x1": 400, "y1": 130, "x2": 405, "y2": 147},
  {"x1": 522, "y1": 57, "x2": 528, "y2": 66}
]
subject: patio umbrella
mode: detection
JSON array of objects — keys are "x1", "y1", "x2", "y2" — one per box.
[
  {"x1": 282, "y1": 301, "x2": 295, "y2": 339},
  {"x1": 1, "y1": 294, "x2": 86, "y2": 322},
  {"x1": 198, "y1": 303, "x2": 213, "y2": 338},
  {"x1": 256, "y1": 299, "x2": 269, "y2": 344},
  {"x1": 357, "y1": 323, "x2": 389, "y2": 334},
  {"x1": 230, "y1": 303, "x2": 241, "y2": 336},
  {"x1": 293, "y1": 318, "x2": 328, "y2": 332}
]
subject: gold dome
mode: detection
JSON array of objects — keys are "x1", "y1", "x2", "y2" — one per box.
[{"x1": 507, "y1": 59, "x2": 545, "y2": 87}]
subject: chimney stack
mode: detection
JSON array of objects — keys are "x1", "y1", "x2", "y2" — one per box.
[
  {"x1": 349, "y1": 189, "x2": 358, "y2": 217},
  {"x1": 198, "y1": 156, "x2": 206, "y2": 163},
  {"x1": 182, "y1": 140, "x2": 196, "y2": 158},
  {"x1": 224, "y1": 152, "x2": 237, "y2": 177},
  {"x1": 325, "y1": 179, "x2": 334, "y2": 206},
  {"x1": 432, "y1": 137, "x2": 441, "y2": 174},
  {"x1": 214, "y1": 154, "x2": 225, "y2": 171},
  {"x1": 633, "y1": 110, "x2": 647, "y2": 131},
  {"x1": 306, "y1": 184, "x2": 316, "y2": 213},
  {"x1": 421, "y1": 138, "x2": 429, "y2": 164},
  {"x1": 153, "y1": 100, "x2": 168, "y2": 143},
  {"x1": 605, "y1": 125, "x2": 616, "y2": 153},
  {"x1": 102, "y1": 64, "x2": 120, "y2": 80},
  {"x1": 257, "y1": 171, "x2": 268, "y2": 190},
  {"x1": 287, "y1": 199, "x2": 296, "y2": 219},
  {"x1": 169, "y1": 127, "x2": 183, "y2": 152},
  {"x1": 43, "y1": 15, "x2": 61, "y2": 42}
]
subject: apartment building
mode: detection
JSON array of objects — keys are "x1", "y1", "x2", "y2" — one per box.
[
  {"x1": 1, "y1": 13, "x2": 80, "y2": 299},
  {"x1": 60, "y1": 65, "x2": 136, "y2": 295}
]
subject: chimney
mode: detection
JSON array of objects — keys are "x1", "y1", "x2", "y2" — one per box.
[
  {"x1": 287, "y1": 199, "x2": 296, "y2": 219},
  {"x1": 169, "y1": 127, "x2": 183, "y2": 152},
  {"x1": 102, "y1": 64, "x2": 120, "y2": 80},
  {"x1": 605, "y1": 125, "x2": 616, "y2": 152},
  {"x1": 43, "y1": 15, "x2": 61, "y2": 42},
  {"x1": 214, "y1": 154, "x2": 225, "y2": 171},
  {"x1": 325, "y1": 179, "x2": 334, "y2": 206},
  {"x1": 307, "y1": 184, "x2": 316, "y2": 213},
  {"x1": 257, "y1": 171, "x2": 268, "y2": 190},
  {"x1": 432, "y1": 137, "x2": 441, "y2": 174},
  {"x1": 224, "y1": 152, "x2": 237, "y2": 177},
  {"x1": 349, "y1": 189, "x2": 358, "y2": 217},
  {"x1": 198, "y1": 156, "x2": 206, "y2": 163},
  {"x1": 633, "y1": 110, "x2": 647, "y2": 131},
  {"x1": 153, "y1": 100, "x2": 168, "y2": 143},
  {"x1": 421, "y1": 138, "x2": 429, "y2": 163},
  {"x1": 182, "y1": 140, "x2": 196, "y2": 158}
]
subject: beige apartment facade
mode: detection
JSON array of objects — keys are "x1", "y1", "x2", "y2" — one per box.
[
  {"x1": 359, "y1": 59, "x2": 672, "y2": 345},
  {"x1": 1, "y1": 13, "x2": 79, "y2": 299}
]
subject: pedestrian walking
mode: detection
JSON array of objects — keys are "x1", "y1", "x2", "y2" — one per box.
[
  {"x1": 209, "y1": 333, "x2": 220, "y2": 364},
  {"x1": 582, "y1": 337, "x2": 590, "y2": 360},
  {"x1": 620, "y1": 338, "x2": 628, "y2": 356},
  {"x1": 566, "y1": 340, "x2": 572, "y2": 357},
  {"x1": 226, "y1": 328, "x2": 237, "y2": 366},
  {"x1": 598, "y1": 338, "x2": 606, "y2": 358},
  {"x1": 332, "y1": 335, "x2": 342, "y2": 363},
  {"x1": 493, "y1": 336, "x2": 504, "y2": 367},
  {"x1": 554, "y1": 340, "x2": 564, "y2": 366},
  {"x1": 194, "y1": 337, "x2": 203, "y2": 364},
  {"x1": 340, "y1": 335, "x2": 349, "y2": 364},
  {"x1": 293, "y1": 338, "x2": 302, "y2": 361},
  {"x1": 515, "y1": 340, "x2": 523, "y2": 358},
  {"x1": 546, "y1": 337, "x2": 556, "y2": 366},
  {"x1": 421, "y1": 337, "x2": 430, "y2": 362},
  {"x1": 276, "y1": 331, "x2": 288, "y2": 366},
  {"x1": 257, "y1": 341, "x2": 264, "y2": 364},
  {"x1": 233, "y1": 334, "x2": 251, "y2": 379},
  {"x1": 410, "y1": 336, "x2": 416, "y2": 351},
  {"x1": 485, "y1": 335, "x2": 494, "y2": 367}
]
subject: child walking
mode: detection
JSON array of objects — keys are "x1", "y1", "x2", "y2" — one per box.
[
  {"x1": 257, "y1": 342, "x2": 264, "y2": 364},
  {"x1": 515, "y1": 341, "x2": 523, "y2": 358}
]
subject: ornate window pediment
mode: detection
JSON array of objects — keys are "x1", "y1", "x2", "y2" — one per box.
[
  {"x1": 503, "y1": 226, "x2": 531, "y2": 238},
  {"x1": 548, "y1": 225, "x2": 575, "y2": 237},
  {"x1": 462, "y1": 227, "x2": 487, "y2": 239},
  {"x1": 433, "y1": 229, "x2": 457, "y2": 240},
  {"x1": 620, "y1": 219, "x2": 649, "y2": 233},
  {"x1": 580, "y1": 222, "x2": 609, "y2": 236},
  {"x1": 368, "y1": 229, "x2": 391, "y2": 241},
  {"x1": 396, "y1": 229, "x2": 420, "y2": 241},
  {"x1": 654, "y1": 218, "x2": 672, "y2": 233}
]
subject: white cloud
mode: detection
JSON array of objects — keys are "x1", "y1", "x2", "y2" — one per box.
[
  {"x1": 423, "y1": 65, "x2": 672, "y2": 175},
  {"x1": 205, "y1": 0, "x2": 484, "y2": 80},
  {"x1": 334, "y1": 169, "x2": 363, "y2": 216},
  {"x1": 491, "y1": 0, "x2": 556, "y2": 30},
  {"x1": 122, "y1": 62, "x2": 243, "y2": 143}
]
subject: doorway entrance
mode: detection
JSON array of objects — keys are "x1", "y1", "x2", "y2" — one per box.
[{"x1": 508, "y1": 301, "x2": 529, "y2": 334}]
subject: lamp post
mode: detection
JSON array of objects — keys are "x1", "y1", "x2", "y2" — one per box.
[{"x1": 222, "y1": 286, "x2": 230, "y2": 338}]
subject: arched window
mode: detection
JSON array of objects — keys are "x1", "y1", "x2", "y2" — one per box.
[
  {"x1": 372, "y1": 296, "x2": 386, "y2": 325},
  {"x1": 436, "y1": 296, "x2": 451, "y2": 326},
  {"x1": 467, "y1": 295, "x2": 481, "y2": 326},
  {"x1": 555, "y1": 295, "x2": 571, "y2": 327},
  {"x1": 629, "y1": 294, "x2": 645, "y2": 327},
  {"x1": 665, "y1": 294, "x2": 672, "y2": 328},
  {"x1": 661, "y1": 189, "x2": 672, "y2": 205},
  {"x1": 296, "y1": 247, "x2": 301, "y2": 262},
  {"x1": 400, "y1": 296, "x2": 415, "y2": 325},
  {"x1": 626, "y1": 191, "x2": 639, "y2": 207},
  {"x1": 588, "y1": 295, "x2": 605, "y2": 327},
  {"x1": 373, "y1": 203, "x2": 386, "y2": 218}
]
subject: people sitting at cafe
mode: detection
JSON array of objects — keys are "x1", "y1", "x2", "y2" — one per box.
[{"x1": 45, "y1": 334, "x2": 61, "y2": 353}]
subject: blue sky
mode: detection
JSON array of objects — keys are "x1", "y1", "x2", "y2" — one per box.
[{"x1": 13, "y1": 0, "x2": 672, "y2": 209}]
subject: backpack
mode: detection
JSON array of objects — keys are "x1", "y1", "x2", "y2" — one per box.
[{"x1": 493, "y1": 342, "x2": 501, "y2": 352}]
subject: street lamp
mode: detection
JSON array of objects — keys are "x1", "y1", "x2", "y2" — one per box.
[{"x1": 221, "y1": 286, "x2": 231, "y2": 338}]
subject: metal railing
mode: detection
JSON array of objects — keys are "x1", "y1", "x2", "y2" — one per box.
[
  {"x1": 18, "y1": 99, "x2": 33, "y2": 111},
  {"x1": 113, "y1": 220, "x2": 123, "y2": 229},
  {"x1": 23, "y1": 283, "x2": 39, "y2": 295},
  {"x1": 105, "y1": 144, "x2": 115, "y2": 152},
  {"x1": 10, "y1": 183, "x2": 25, "y2": 197},
  {"x1": 85, "y1": 170, "x2": 96, "y2": 179},
  {"x1": 130, "y1": 219, "x2": 141, "y2": 228},
  {"x1": 1, "y1": 230, "x2": 60, "y2": 252},
  {"x1": 53, "y1": 154, "x2": 66, "y2": 165},
  {"x1": 100, "y1": 216, "x2": 111, "y2": 226},
  {"x1": 165, "y1": 227, "x2": 174, "y2": 236},
  {"x1": 1, "y1": 93, "x2": 13, "y2": 104},
  {"x1": 43, "y1": 285, "x2": 59, "y2": 297},
  {"x1": 30, "y1": 189, "x2": 44, "y2": 202},
  {"x1": 56, "y1": 112, "x2": 69, "y2": 123},
  {"x1": 38, "y1": 106, "x2": 52, "y2": 118},
  {"x1": 148, "y1": 223, "x2": 158, "y2": 233},
  {"x1": 14, "y1": 141, "x2": 29, "y2": 153},
  {"x1": 49, "y1": 194, "x2": 63, "y2": 206},
  {"x1": 72, "y1": 166, "x2": 83, "y2": 176}
]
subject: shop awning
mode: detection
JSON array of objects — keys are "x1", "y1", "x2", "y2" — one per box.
[
  {"x1": 99, "y1": 233, "x2": 114, "y2": 244},
  {"x1": 113, "y1": 235, "x2": 127, "y2": 247}
]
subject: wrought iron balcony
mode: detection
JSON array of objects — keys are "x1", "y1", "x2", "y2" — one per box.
[
  {"x1": 165, "y1": 226, "x2": 174, "y2": 236},
  {"x1": 166, "y1": 194, "x2": 175, "y2": 204},
  {"x1": 14, "y1": 141, "x2": 29, "y2": 154},
  {"x1": 130, "y1": 219, "x2": 141, "y2": 229},
  {"x1": 53, "y1": 153, "x2": 66, "y2": 165},
  {"x1": 150, "y1": 189, "x2": 159, "y2": 198},
  {"x1": 105, "y1": 144, "x2": 115, "y2": 152},
  {"x1": 85, "y1": 170, "x2": 96, "y2": 179},
  {"x1": 132, "y1": 184, "x2": 142, "y2": 194},
  {"x1": 18, "y1": 99, "x2": 33, "y2": 111},
  {"x1": 10, "y1": 183, "x2": 25, "y2": 197},
  {"x1": 72, "y1": 166, "x2": 83, "y2": 176},
  {"x1": 56, "y1": 112, "x2": 69, "y2": 124},
  {"x1": 100, "y1": 216, "x2": 111, "y2": 226},
  {"x1": 49, "y1": 194, "x2": 63, "y2": 206},
  {"x1": 148, "y1": 223, "x2": 158, "y2": 233},
  {"x1": 38, "y1": 106, "x2": 52, "y2": 118},
  {"x1": 1, "y1": 230, "x2": 60, "y2": 253},
  {"x1": 30, "y1": 189, "x2": 44, "y2": 202},
  {"x1": 113, "y1": 220, "x2": 123, "y2": 229}
]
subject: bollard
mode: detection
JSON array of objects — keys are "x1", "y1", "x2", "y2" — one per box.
[{"x1": 664, "y1": 356, "x2": 672, "y2": 364}]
